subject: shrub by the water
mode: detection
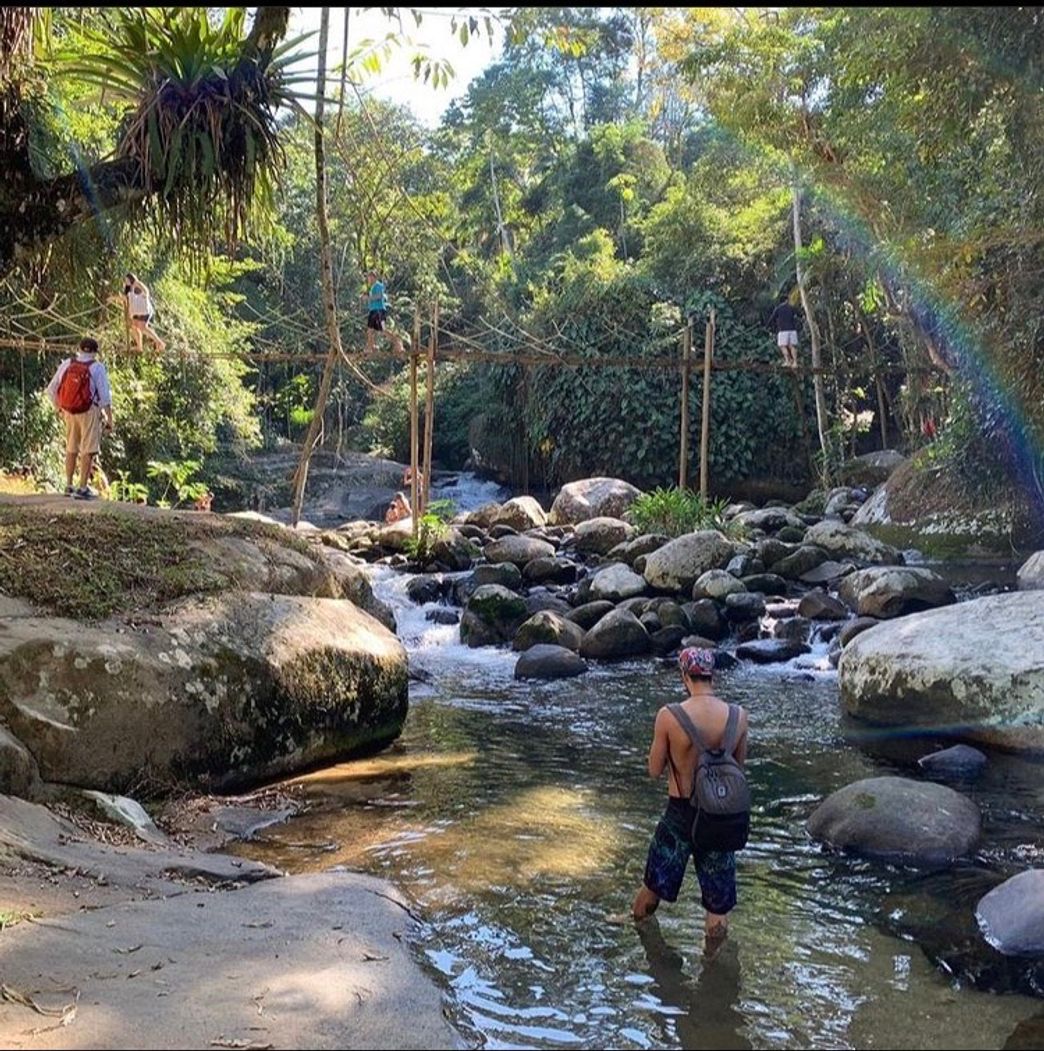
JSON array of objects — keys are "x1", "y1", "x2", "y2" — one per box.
[{"x1": 626, "y1": 486, "x2": 733, "y2": 538}]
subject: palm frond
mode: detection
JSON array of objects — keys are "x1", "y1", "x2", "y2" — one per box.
[{"x1": 50, "y1": 7, "x2": 314, "y2": 262}]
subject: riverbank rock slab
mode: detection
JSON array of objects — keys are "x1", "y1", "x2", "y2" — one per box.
[
  {"x1": 808, "y1": 776, "x2": 981, "y2": 864},
  {"x1": 0, "y1": 871, "x2": 456, "y2": 1050},
  {"x1": 839, "y1": 591, "x2": 1044, "y2": 753},
  {"x1": 0, "y1": 594, "x2": 408, "y2": 794}
]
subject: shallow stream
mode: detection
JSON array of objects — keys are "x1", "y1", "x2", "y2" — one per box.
[{"x1": 240, "y1": 561, "x2": 1044, "y2": 1049}]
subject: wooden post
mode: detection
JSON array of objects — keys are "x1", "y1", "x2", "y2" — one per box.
[
  {"x1": 422, "y1": 299, "x2": 437, "y2": 513},
  {"x1": 875, "y1": 372, "x2": 889, "y2": 449},
  {"x1": 409, "y1": 346, "x2": 420, "y2": 537},
  {"x1": 678, "y1": 324, "x2": 692, "y2": 489},
  {"x1": 520, "y1": 365, "x2": 530, "y2": 494},
  {"x1": 699, "y1": 309, "x2": 715, "y2": 499}
]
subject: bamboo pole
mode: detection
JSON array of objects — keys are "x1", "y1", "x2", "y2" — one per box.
[
  {"x1": 876, "y1": 373, "x2": 889, "y2": 449},
  {"x1": 520, "y1": 365, "x2": 530, "y2": 493},
  {"x1": 409, "y1": 345, "x2": 420, "y2": 538},
  {"x1": 290, "y1": 7, "x2": 342, "y2": 529},
  {"x1": 699, "y1": 310, "x2": 715, "y2": 498},
  {"x1": 678, "y1": 324, "x2": 692, "y2": 488},
  {"x1": 422, "y1": 299, "x2": 437, "y2": 513}
]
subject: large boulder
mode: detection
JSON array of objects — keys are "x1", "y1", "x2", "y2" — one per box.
[
  {"x1": 643, "y1": 531, "x2": 734, "y2": 593},
  {"x1": 515, "y1": 644, "x2": 588, "y2": 681},
  {"x1": 736, "y1": 639, "x2": 810, "y2": 664},
  {"x1": 1018, "y1": 552, "x2": 1044, "y2": 591},
  {"x1": 579, "y1": 609, "x2": 650, "y2": 660},
  {"x1": 692, "y1": 570, "x2": 746, "y2": 601},
  {"x1": 565, "y1": 601, "x2": 615, "y2": 631},
  {"x1": 484, "y1": 535, "x2": 556, "y2": 567},
  {"x1": 773, "y1": 546, "x2": 828, "y2": 580},
  {"x1": 589, "y1": 563, "x2": 648, "y2": 603},
  {"x1": 807, "y1": 776, "x2": 981, "y2": 864},
  {"x1": 459, "y1": 585, "x2": 529, "y2": 648},
  {"x1": 463, "y1": 502, "x2": 501, "y2": 528},
  {"x1": 493, "y1": 496, "x2": 547, "y2": 531},
  {"x1": 432, "y1": 528, "x2": 477, "y2": 571},
  {"x1": 548, "y1": 477, "x2": 642, "y2": 525},
  {"x1": 0, "y1": 594, "x2": 407, "y2": 794},
  {"x1": 733, "y1": 507, "x2": 806, "y2": 533},
  {"x1": 803, "y1": 520, "x2": 900, "y2": 565},
  {"x1": 839, "y1": 592, "x2": 1044, "y2": 752},
  {"x1": 683, "y1": 599, "x2": 727, "y2": 641},
  {"x1": 918, "y1": 744, "x2": 988, "y2": 777},
  {"x1": 513, "y1": 611, "x2": 584, "y2": 653},
  {"x1": 841, "y1": 449, "x2": 907, "y2": 488},
  {"x1": 522, "y1": 557, "x2": 578, "y2": 586},
  {"x1": 838, "y1": 566, "x2": 955, "y2": 618},
  {"x1": 472, "y1": 562, "x2": 523, "y2": 591},
  {"x1": 798, "y1": 590, "x2": 849, "y2": 621},
  {"x1": 574, "y1": 516, "x2": 637, "y2": 556},
  {"x1": 608, "y1": 533, "x2": 669, "y2": 566},
  {"x1": 976, "y1": 870, "x2": 1044, "y2": 956}
]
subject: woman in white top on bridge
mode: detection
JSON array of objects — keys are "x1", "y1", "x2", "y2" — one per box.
[{"x1": 123, "y1": 272, "x2": 166, "y2": 354}]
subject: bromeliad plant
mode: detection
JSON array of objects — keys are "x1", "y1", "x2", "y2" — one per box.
[
  {"x1": 626, "y1": 486, "x2": 737, "y2": 538},
  {"x1": 57, "y1": 8, "x2": 314, "y2": 257}
]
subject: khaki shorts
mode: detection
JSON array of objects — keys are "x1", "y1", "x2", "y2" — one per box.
[{"x1": 64, "y1": 406, "x2": 103, "y2": 457}]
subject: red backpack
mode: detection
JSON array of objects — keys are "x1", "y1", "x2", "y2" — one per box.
[{"x1": 56, "y1": 360, "x2": 94, "y2": 415}]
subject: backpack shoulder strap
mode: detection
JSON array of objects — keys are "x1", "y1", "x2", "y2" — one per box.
[
  {"x1": 722, "y1": 704, "x2": 743, "y2": 756},
  {"x1": 667, "y1": 702, "x2": 708, "y2": 751}
]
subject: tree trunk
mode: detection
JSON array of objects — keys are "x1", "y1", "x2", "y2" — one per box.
[
  {"x1": 290, "y1": 7, "x2": 344, "y2": 527},
  {"x1": 791, "y1": 178, "x2": 831, "y2": 467}
]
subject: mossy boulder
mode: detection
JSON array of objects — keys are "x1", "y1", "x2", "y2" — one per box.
[
  {"x1": 0, "y1": 593, "x2": 407, "y2": 795},
  {"x1": 808, "y1": 776, "x2": 981, "y2": 864}
]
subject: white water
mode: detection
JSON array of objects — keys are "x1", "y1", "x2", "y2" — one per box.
[{"x1": 430, "y1": 471, "x2": 510, "y2": 512}]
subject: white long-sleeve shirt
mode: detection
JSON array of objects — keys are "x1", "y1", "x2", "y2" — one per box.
[{"x1": 46, "y1": 353, "x2": 112, "y2": 409}]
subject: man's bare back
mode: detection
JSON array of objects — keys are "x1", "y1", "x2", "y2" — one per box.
[{"x1": 650, "y1": 692, "x2": 749, "y2": 799}]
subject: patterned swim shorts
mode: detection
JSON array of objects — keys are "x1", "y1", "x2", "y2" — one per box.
[{"x1": 643, "y1": 797, "x2": 737, "y2": 914}]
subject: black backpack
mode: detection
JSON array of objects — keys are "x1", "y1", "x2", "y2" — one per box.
[{"x1": 667, "y1": 702, "x2": 750, "y2": 852}]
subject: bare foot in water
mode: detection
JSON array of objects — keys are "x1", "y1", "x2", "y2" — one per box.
[
  {"x1": 704, "y1": 918, "x2": 729, "y2": 958},
  {"x1": 604, "y1": 912, "x2": 634, "y2": 925}
]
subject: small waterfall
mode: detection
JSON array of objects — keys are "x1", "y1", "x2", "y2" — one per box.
[
  {"x1": 371, "y1": 566, "x2": 517, "y2": 689},
  {"x1": 430, "y1": 471, "x2": 510, "y2": 513}
]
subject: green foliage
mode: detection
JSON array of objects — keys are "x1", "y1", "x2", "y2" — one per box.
[
  {"x1": 626, "y1": 487, "x2": 733, "y2": 538},
  {"x1": 108, "y1": 470, "x2": 149, "y2": 505},
  {"x1": 145, "y1": 458, "x2": 209, "y2": 509},
  {"x1": 403, "y1": 499, "x2": 455, "y2": 563},
  {"x1": 57, "y1": 8, "x2": 314, "y2": 258}
]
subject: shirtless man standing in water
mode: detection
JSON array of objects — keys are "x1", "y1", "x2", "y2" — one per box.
[{"x1": 632, "y1": 648, "x2": 749, "y2": 944}]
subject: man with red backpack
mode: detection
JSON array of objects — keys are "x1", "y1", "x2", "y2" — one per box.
[{"x1": 46, "y1": 337, "x2": 113, "y2": 500}]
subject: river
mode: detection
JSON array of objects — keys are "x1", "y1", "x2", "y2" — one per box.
[{"x1": 237, "y1": 550, "x2": 1043, "y2": 1049}]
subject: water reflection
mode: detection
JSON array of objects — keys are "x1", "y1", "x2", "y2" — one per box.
[{"x1": 637, "y1": 919, "x2": 751, "y2": 1051}]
